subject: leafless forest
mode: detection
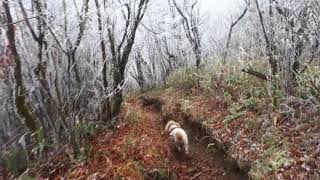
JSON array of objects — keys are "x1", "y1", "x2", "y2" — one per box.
[{"x1": 0, "y1": 0, "x2": 319, "y2": 178}]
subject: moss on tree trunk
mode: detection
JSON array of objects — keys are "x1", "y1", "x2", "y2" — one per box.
[{"x1": 3, "y1": 0, "x2": 38, "y2": 133}]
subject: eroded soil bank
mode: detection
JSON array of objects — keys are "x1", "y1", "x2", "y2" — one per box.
[
  {"x1": 58, "y1": 95, "x2": 247, "y2": 179},
  {"x1": 158, "y1": 88, "x2": 320, "y2": 179}
]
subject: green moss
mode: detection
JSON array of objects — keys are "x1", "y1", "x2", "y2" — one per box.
[
  {"x1": 223, "y1": 111, "x2": 245, "y2": 125},
  {"x1": 1, "y1": 146, "x2": 28, "y2": 176},
  {"x1": 269, "y1": 151, "x2": 292, "y2": 170},
  {"x1": 16, "y1": 95, "x2": 38, "y2": 134},
  {"x1": 126, "y1": 135, "x2": 136, "y2": 148},
  {"x1": 74, "y1": 121, "x2": 105, "y2": 160},
  {"x1": 157, "y1": 168, "x2": 170, "y2": 179}
]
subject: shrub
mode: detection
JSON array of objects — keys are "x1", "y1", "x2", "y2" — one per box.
[
  {"x1": 125, "y1": 110, "x2": 141, "y2": 125},
  {"x1": 250, "y1": 132, "x2": 293, "y2": 179},
  {"x1": 167, "y1": 67, "x2": 201, "y2": 90},
  {"x1": 296, "y1": 66, "x2": 320, "y2": 103},
  {"x1": 1, "y1": 145, "x2": 28, "y2": 176},
  {"x1": 74, "y1": 120, "x2": 105, "y2": 160}
]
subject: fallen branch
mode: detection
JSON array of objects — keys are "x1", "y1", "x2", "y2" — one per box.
[
  {"x1": 191, "y1": 172, "x2": 202, "y2": 180},
  {"x1": 0, "y1": 14, "x2": 42, "y2": 28},
  {"x1": 241, "y1": 67, "x2": 268, "y2": 81}
]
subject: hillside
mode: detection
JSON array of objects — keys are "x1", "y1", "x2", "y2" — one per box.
[
  {"x1": 1, "y1": 0, "x2": 320, "y2": 179},
  {"x1": 49, "y1": 94, "x2": 245, "y2": 179},
  {"x1": 36, "y1": 87, "x2": 318, "y2": 179}
]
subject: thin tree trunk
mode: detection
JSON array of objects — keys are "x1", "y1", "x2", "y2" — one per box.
[
  {"x1": 3, "y1": 0, "x2": 38, "y2": 134},
  {"x1": 195, "y1": 46, "x2": 201, "y2": 68},
  {"x1": 94, "y1": 0, "x2": 111, "y2": 121},
  {"x1": 222, "y1": 0, "x2": 249, "y2": 64},
  {"x1": 134, "y1": 51, "x2": 145, "y2": 91},
  {"x1": 107, "y1": 0, "x2": 150, "y2": 118},
  {"x1": 111, "y1": 66, "x2": 125, "y2": 118},
  {"x1": 71, "y1": 51, "x2": 81, "y2": 84},
  {"x1": 255, "y1": 0, "x2": 277, "y2": 75}
]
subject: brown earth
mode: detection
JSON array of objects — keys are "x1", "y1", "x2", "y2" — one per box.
[
  {"x1": 159, "y1": 88, "x2": 320, "y2": 179},
  {"x1": 55, "y1": 95, "x2": 246, "y2": 180},
  {"x1": 43, "y1": 87, "x2": 319, "y2": 179}
]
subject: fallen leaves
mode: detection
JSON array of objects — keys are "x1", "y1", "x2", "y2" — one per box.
[
  {"x1": 161, "y1": 89, "x2": 320, "y2": 179},
  {"x1": 49, "y1": 90, "x2": 320, "y2": 179}
]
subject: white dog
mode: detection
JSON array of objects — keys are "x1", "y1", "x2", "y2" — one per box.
[{"x1": 165, "y1": 120, "x2": 189, "y2": 154}]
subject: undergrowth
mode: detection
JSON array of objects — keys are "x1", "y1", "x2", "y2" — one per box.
[
  {"x1": 166, "y1": 62, "x2": 319, "y2": 178},
  {"x1": 167, "y1": 62, "x2": 320, "y2": 115},
  {"x1": 249, "y1": 132, "x2": 293, "y2": 179},
  {"x1": 74, "y1": 120, "x2": 108, "y2": 161},
  {"x1": 125, "y1": 110, "x2": 141, "y2": 125}
]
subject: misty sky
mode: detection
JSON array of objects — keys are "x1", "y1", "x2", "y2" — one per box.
[{"x1": 201, "y1": 0, "x2": 243, "y2": 27}]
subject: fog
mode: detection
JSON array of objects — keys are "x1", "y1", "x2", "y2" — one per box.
[{"x1": 201, "y1": 0, "x2": 245, "y2": 30}]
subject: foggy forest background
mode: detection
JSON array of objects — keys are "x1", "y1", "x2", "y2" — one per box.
[{"x1": 0, "y1": 0, "x2": 319, "y2": 177}]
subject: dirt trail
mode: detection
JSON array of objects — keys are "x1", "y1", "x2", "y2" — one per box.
[
  {"x1": 141, "y1": 105, "x2": 245, "y2": 180},
  {"x1": 64, "y1": 96, "x2": 246, "y2": 179}
]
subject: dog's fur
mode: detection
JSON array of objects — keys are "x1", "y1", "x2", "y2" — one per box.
[{"x1": 165, "y1": 120, "x2": 189, "y2": 154}]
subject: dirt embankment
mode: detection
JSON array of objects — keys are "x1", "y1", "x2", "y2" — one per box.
[
  {"x1": 51, "y1": 87, "x2": 320, "y2": 179},
  {"x1": 159, "y1": 88, "x2": 320, "y2": 179},
  {"x1": 60, "y1": 95, "x2": 246, "y2": 179}
]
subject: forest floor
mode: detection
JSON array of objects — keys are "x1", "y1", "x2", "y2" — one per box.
[
  {"x1": 159, "y1": 88, "x2": 320, "y2": 179},
  {"x1": 44, "y1": 87, "x2": 319, "y2": 179},
  {"x1": 53, "y1": 93, "x2": 246, "y2": 180}
]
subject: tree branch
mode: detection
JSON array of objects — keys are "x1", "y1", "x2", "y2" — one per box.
[
  {"x1": 18, "y1": 0, "x2": 39, "y2": 41},
  {"x1": 48, "y1": 27, "x2": 68, "y2": 55},
  {"x1": 222, "y1": 0, "x2": 249, "y2": 63},
  {"x1": 255, "y1": 0, "x2": 277, "y2": 74},
  {"x1": 72, "y1": 0, "x2": 90, "y2": 54},
  {"x1": 117, "y1": 3, "x2": 131, "y2": 55},
  {"x1": 0, "y1": 15, "x2": 42, "y2": 28},
  {"x1": 241, "y1": 67, "x2": 268, "y2": 81}
]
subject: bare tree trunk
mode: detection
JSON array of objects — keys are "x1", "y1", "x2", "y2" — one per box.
[
  {"x1": 70, "y1": 51, "x2": 81, "y2": 84},
  {"x1": 50, "y1": 0, "x2": 90, "y2": 86},
  {"x1": 18, "y1": 0, "x2": 48, "y2": 79},
  {"x1": 18, "y1": 0, "x2": 58, "y2": 141},
  {"x1": 255, "y1": 0, "x2": 277, "y2": 75},
  {"x1": 172, "y1": 0, "x2": 202, "y2": 69},
  {"x1": 94, "y1": 0, "x2": 111, "y2": 121},
  {"x1": 222, "y1": 0, "x2": 249, "y2": 64},
  {"x1": 111, "y1": 67, "x2": 125, "y2": 117},
  {"x1": 3, "y1": 0, "x2": 38, "y2": 134},
  {"x1": 195, "y1": 45, "x2": 201, "y2": 68},
  {"x1": 133, "y1": 50, "x2": 145, "y2": 91},
  {"x1": 71, "y1": 0, "x2": 90, "y2": 85},
  {"x1": 107, "y1": 0, "x2": 150, "y2": 118}
]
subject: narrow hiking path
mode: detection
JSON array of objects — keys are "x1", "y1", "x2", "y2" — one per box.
[{"x1": 62, "y1": 95, "x2": 246, "y2": 180}]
